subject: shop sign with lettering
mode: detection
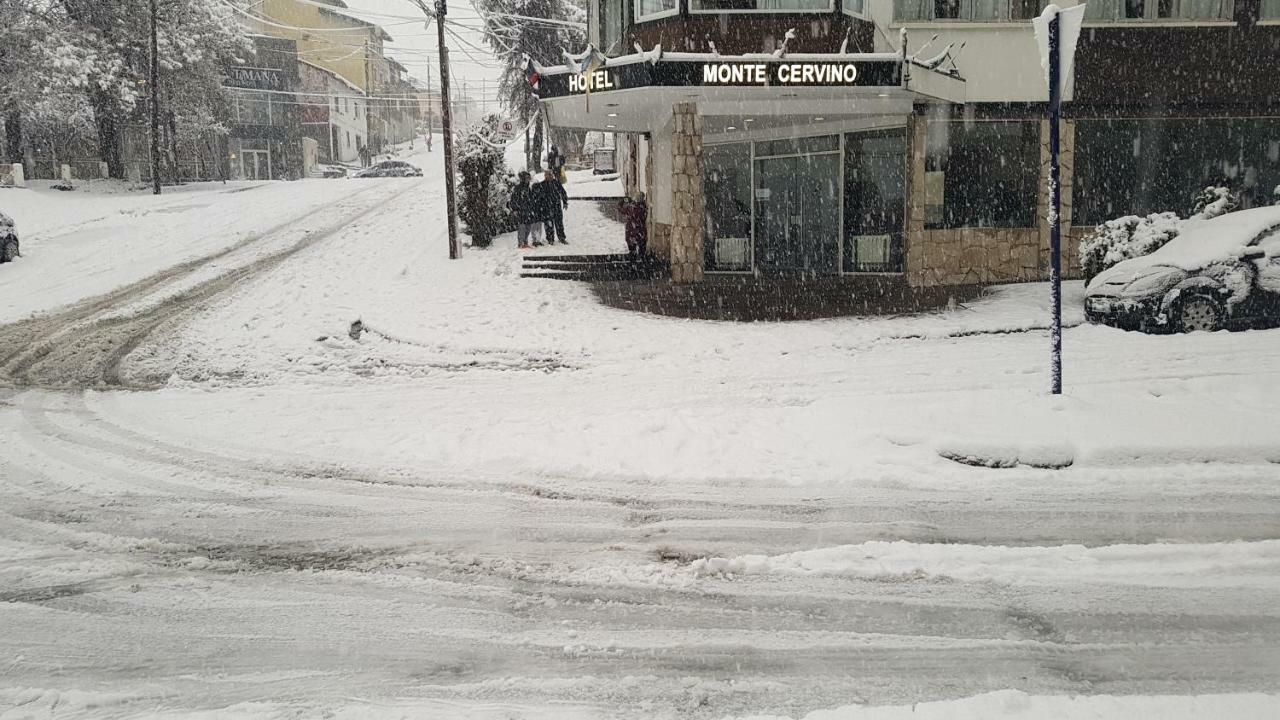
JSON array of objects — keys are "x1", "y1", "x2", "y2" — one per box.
[
  {"x1": 225, "y1": 66, "x2": 286, "y2": 91},
  {"x1": 701, "y1": 62, "x2": 861, "y2": 86},
  {"x1": 538, "y1": 60, "x2": 900, "y2": 99}
]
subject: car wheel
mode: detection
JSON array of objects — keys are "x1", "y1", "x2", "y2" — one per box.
[{"x1": 1176, "y1": 295, "x2": 1224, "y2": 333}]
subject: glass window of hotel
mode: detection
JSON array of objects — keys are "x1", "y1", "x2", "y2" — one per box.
[
  {"x1": 692, "y1": 0, "x2": 830, "y2": 10},
  {"x1": 703, "y1": 144, "x2": 754, "y2": 272},
  {"x1": 1083, "y1": 0, "x2": 1232, "y2": 20},
  {"x1": 924, "y1": 120, "x2": 1039, "y2": 229},
  {"x1": 635, "y1": 0, "x2": 677, "y2": 20},
  {"x1": 1266, "y1": 0, "x2": 1280, "y2": 17},
  {"x1": 601, "y1": 0, "x2": 626, "y2": 53},
  {"x1": 1074, "y1": 118, "x2": 1280, "y2": 224},
  {"x1": 895, "y1": 0, "x2": 1009, "y2": 21},
  {"x1": 844, "y1": 129, "x2": 907, "y2": 272}
]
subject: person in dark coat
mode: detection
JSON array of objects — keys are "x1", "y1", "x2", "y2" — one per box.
[
  {"x1": 618, "y1": 193, "x2": 648, "y2": 261},
  {"x1": 509, "y1": 171, "x2": 543, "y2": 248},
  {"x1": 536, "y1": 170, "x2": 569, "y2": 245},
  {"x1": 547, "y1": 145, "x2": 566, "y2": 182}
]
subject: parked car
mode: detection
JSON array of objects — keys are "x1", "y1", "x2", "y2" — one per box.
[
  {"x1": 0, "y1": 211, "x2": 18, "y2": 264},
  {"x1": 353, "y1": 160, "x2": 422, "y2": 178},
  {"x1": 1084, "y1": 206, "x2": 1280, "y2": 333}
]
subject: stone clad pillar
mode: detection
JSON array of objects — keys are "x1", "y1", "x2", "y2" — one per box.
[{"x1": 669, "y1": 102, "x2": 704, "y2": 283}]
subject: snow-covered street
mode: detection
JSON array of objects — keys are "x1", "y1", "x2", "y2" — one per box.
[{"x1": 2, "y1": 147, "x2": 1279, "y2": 719}]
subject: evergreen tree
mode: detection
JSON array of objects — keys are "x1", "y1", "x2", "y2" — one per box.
[{"x1": 458, "y1": 114, "x2": 510, "y2": 248}]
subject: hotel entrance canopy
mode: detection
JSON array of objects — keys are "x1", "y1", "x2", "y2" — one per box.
[{"x1": 537, "y1": 48, "x2": 967, "y2": 133}]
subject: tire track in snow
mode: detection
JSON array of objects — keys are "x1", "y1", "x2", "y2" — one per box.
[{"x1": 0, "y1": 180, "x2": 416, "y2": 390}]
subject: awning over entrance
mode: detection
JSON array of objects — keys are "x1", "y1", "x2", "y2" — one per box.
[{"x1": 537, "y1": 50, "x2": 967, "y2": 132}]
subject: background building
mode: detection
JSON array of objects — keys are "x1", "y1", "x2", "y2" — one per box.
[
  {"x1": 224, "y1": 36, "x2": 305, "y2": 181},
  {"x1": 298, "y1": 60, "x2": 366, "y2": 165}
]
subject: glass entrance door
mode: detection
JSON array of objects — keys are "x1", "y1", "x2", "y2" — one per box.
[
  {"x1": 843, "y1": 129, "x2": 906, "y2": 272},
  {"x1": 753, "y1": 153, "x2": 840, "y2": 273},
  {"x1": 242, "y1": 150, "x2": 271, "y2": 181}
]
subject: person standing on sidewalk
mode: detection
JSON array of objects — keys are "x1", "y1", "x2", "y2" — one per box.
[
  {"x1": 509, "y1": 171, "x2": 543, "y2": 248},
  {"x1": 536, "y1": 169, "x2": 569, "y2": 245},
  {"x1": 618, "y1": 193, "x2": 648, "y2": 262}
]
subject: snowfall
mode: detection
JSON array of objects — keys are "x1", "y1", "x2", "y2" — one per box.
[{"x1": 1, "y1": 142, "x2": 1278, "y2": 720}]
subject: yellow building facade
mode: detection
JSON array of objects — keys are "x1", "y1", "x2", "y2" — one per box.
[{"x1": 250, "y1": 0, "x2": 391, "y2": 94}]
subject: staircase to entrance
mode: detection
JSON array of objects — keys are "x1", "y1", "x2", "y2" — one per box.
[{"x1": 520, "y1": 253, "x2": 667, "y2": 282}]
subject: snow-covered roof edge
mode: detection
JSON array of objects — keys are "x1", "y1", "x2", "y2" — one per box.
[{"x1": 298, "y1": 59, "x2": 365, "y2": 94}]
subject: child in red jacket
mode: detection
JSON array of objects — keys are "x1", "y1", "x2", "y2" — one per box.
[{"x1": 618, "y1": 194, "x2": 647, "y2": 262}]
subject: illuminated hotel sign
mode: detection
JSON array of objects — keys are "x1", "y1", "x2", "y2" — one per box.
[
  {"x1": 568, "y1": 69, "x2": 616, "y2": 93},
  {"x1": 539, "y1": 59, "x2": 901, "y2": 99},
  {"x1": 702, "y1": 62, "x2": 860, "y2": 86}
]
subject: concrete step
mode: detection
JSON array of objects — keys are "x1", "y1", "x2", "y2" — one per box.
[
  {"x1": 522, "y1": 253, "x2": 633, "y2": 263},
  {"x1": 523, "y1": 261, "x2": 635, "y2": 271},
  {"x1": 520, "y1": 267, "x2": 665, "y2": 282}
]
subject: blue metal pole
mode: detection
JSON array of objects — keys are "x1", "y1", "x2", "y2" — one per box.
[{"x1": 1048, "y1": 13, "x2": 1063, "y2": 395}]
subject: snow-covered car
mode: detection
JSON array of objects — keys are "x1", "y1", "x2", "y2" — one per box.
[
  {"x1": 0, "y1": 210, "x2": 18, "y2": 264},
  {"x1": 353, "y1": 160, "x2": 422, "y2": 178},
  {"x1": 1084, "y1": 206, "x2": 1280, "y2": 333}
]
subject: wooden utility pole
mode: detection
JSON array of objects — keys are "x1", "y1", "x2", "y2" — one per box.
[
  {"x1": 425, "y1": 54, "x2": 434, "y2": 150},
  {"x1": 149, "y1": 0, "x2": 161, "y2": 195},
  {"x1": 435, "y1": 0, "x2": 460, "y2": 259}
]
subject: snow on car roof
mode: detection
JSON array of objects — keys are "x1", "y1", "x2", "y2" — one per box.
[{"x1": 1150, "y1": 205, "x2": 1280, "y2": 270}]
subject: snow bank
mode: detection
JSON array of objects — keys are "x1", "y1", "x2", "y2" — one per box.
[
  {"x1": 5, "y1": 688, "x2": 1273, "y2": 719},
  {"x1": 725, "y1": 690, "x2": 1280, "y2": 720},
  {"x1": 688, "y1": 539, "x2": 1280, "y2": 589},
  {"x1": 563, "y1": 539, "x2": 1280, "y2": 591}
]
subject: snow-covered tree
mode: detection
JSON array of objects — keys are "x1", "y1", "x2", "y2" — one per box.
[
  {"x1": 1, "y1": 0, "x2": 248, "y2": 178},
  {"x1": 458, "y1": 114, "x2": 512, "y2": 248},
  {"x1": 476, "y1": 0, "x2": 585, "y2": 170}
]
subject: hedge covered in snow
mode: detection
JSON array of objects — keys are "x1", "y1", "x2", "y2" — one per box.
[{"x1": 1079, "y1": 186, "x2": 1240, "y2": 282}]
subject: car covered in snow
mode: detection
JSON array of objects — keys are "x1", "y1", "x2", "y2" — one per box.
[
  {"x1": 1084, "y1": 206, "x2": 1280, "y2": 332},
  {"x1": 353, "y1": 160, "x2": 423, "y2": 178},
  {"x1": 0, "y1": 210, "x2": 18, "y2": 264}
]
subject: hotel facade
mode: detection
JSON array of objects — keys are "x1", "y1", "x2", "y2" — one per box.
[{"x1": 536, "y1": 0, "x2": 1280, "y2": 285}]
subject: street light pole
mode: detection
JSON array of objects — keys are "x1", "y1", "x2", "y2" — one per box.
[
  {"x1": 1048, "y1": 13, "x2": 1062, "y2": 395},
  {"x1": 435, "y1": 0, "x2": 460, "y2": 260}
]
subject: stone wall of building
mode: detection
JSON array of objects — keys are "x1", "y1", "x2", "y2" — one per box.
[
  {"x1": 644, "y1": 136, "x2": 672, "y2": 261},
  {"x1": 669, "y1": 102, "x2": 705, "y2": 283},
  {"x1": 906, "y1": 115, "x2": 1084, "y2": 287}
]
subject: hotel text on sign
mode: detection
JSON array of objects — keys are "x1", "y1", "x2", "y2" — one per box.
[
  {"x1": 702, "y1": 63, "x2": 860, "y2": 86},
  {"x1": 568, "y1": 69, "x2": 617, "y2": 93}
]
